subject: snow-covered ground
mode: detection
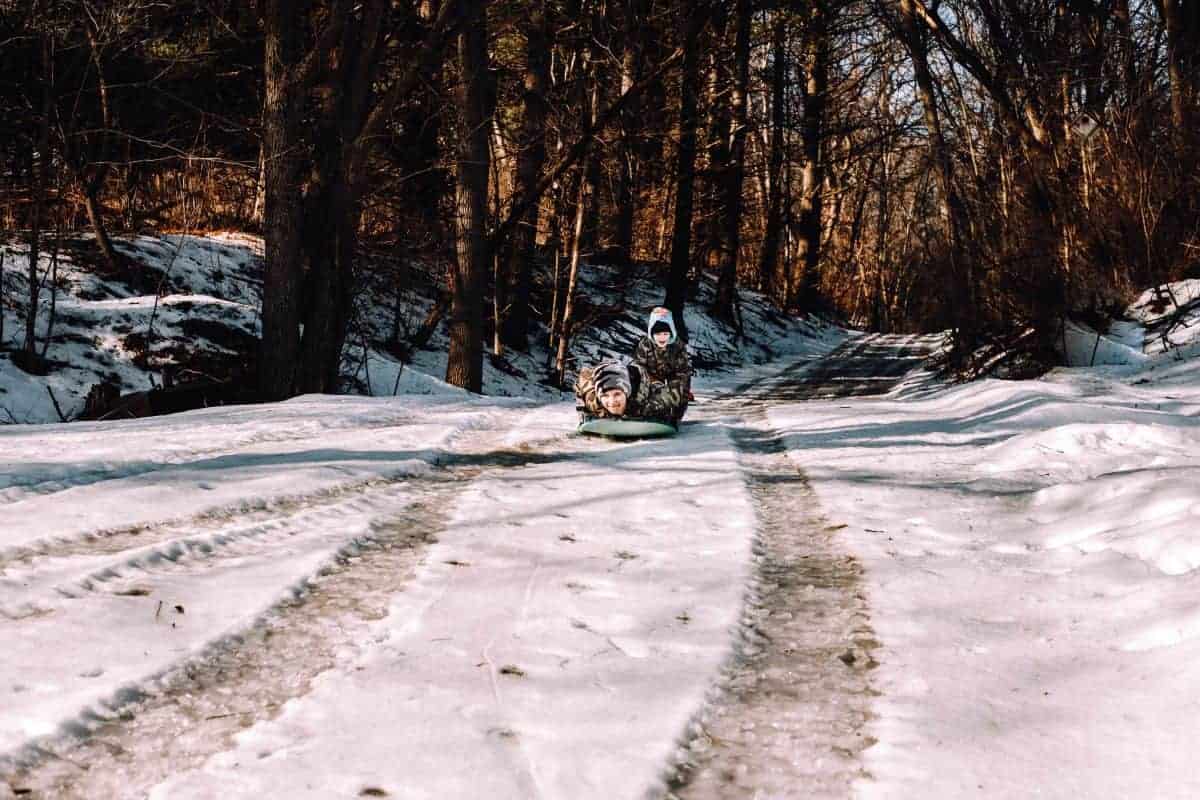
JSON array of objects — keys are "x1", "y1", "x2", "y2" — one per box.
[
  {"x1": 775, "y1": 292, "x2": 1200, "y2": 796},
  {"x1": 0, "y1": 359, "x2": 828, "y2": 798},
  {"x1": 6, "y1": 231, "x2": 1200, "y2": 797}
]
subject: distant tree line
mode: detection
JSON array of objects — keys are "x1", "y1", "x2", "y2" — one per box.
[{"x1": 2, "y1": 0, "x2": 1198, "y2": 393}]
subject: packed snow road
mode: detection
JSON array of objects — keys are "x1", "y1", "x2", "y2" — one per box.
[{"x1": 2, "y1": 334, "x2": 940, "y2": 799}]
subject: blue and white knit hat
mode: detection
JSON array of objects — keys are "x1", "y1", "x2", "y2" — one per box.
[{"x1": 647, "y1": 306, "x2": 678, "y2": 344}]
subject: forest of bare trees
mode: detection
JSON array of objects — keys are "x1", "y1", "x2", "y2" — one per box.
[{"x1": 2, "y1": 0, "x2": 1198, "y2": 395}]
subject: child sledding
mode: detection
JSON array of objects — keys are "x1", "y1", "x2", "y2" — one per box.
[{"x1": 574, "y1": 308, "x2": 692, "y2": 438}]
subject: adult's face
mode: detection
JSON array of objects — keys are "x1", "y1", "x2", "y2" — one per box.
[
  {"x1": 599, "y1": 388, "x2": 628, "y2": 415},
  {"x1": 653, "y1": 330, "x2": 671, "y2": 347}
]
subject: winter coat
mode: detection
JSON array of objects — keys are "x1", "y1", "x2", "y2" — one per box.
[
  {"x1": 633, "y1": 337, "x2": 692, "y2": 396},
  {"x1": 575, "y1": 362, "x2": 684, "y2": 423},
  {"x1": 633, "y1": 306, "x2": 692, "y2": 399}
]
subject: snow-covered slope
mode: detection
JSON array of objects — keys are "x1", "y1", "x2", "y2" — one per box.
[{"x1": 2, "y1": 233, "x2": 823, "y2": 423}]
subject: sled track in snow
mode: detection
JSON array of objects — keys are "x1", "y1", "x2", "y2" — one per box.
[
  {"x1": 666, "y1": 333, "x2": 939, "y2": 799},
  {"x1": 0, "y1": 423, "x2": 575, "y2": 799}
]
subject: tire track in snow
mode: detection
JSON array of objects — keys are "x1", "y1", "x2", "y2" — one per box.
[
  {"x1": 0, "y1": 417, "x2": 574, "y2": 799},
  {"x1": 0, "y1": 409, "x2": 501, "y2": 570},
  {"x1": 0, "y1": 413, "x2": 426, "y2": 507},
  {"x1": 0, "y1": 466, "x2": 432, "y2": 578},
  {"x1": 666, "y1": 334, "x2": 938, "y2": 799},
  {"x1": 0, "y1": 472, "x2": 433, "y2": 621}
]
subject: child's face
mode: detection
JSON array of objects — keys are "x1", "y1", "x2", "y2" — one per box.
[
  {"x1": 653, "y1": 330, "x2": 671, "y2": 347},
  {"x1": 599, "y1": 388, "x2": 628, "y2": 415}
]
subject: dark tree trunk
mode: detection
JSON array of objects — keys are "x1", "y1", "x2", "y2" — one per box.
[
  {"x1": 711, "y1": 0, "x2": 751, "y2": 321},
  {"x1": 1157, "y1": 0, "x2": 1200, "y2": 135},
  {"x1": 664, "y1": 4, "x2": 707, "y2": 342},
  {"x1": 758, "y1": 11, "x2": 787, "y2": 299},
  {"x1": 257, "y1": 0, "x2": 309, "y2": 400},
  {"x1": 497, "y1": 0, "x2": 549, "y2": 351},
  {"x1": 702, "y1": 3, "x2": 731, "y2": 277},
  {"x1": 613, "y1": 0, "x2": 648, "y2": 278},
  {"x1": 295, "y1": 2, "x2": 389, "y2": 394},
  {"x1": 260, "y1": 0, "x2": 458, "y2": 399},
  {"x1": 555, "y1": 161, "x2": 592, "y2": 385},
  {"x1": 896, "y1": 0, "x2": 972, "y2": 350},
  {"x1": 445, "y1": 0, "x2": 490, "y2": 392},
  {"x1": 25, "y1": 30, "x2": 52, "y2": 360},
  {"x1": 394, "y1": 1, "x2": 448, "y2": 261},
  {"x1": 82, "y1": 186, "x2": 120, "y2": 271},
  {"x1": 791, "y1": 0, "x2": 829, "y2": 310},
  {"x1": 555, "y1": 51, "x2": 601, "y2": 384},
  {"x1": 81, "y1": 24, "x2": 121, "y2": 274}
]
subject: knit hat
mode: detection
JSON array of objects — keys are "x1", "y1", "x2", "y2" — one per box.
[
  {"x1": 646, "y1": 306, "x2": 678, "y2": 344},
  {"x1": 592, "y1": 360, "x2": 632, "y2": 396}
]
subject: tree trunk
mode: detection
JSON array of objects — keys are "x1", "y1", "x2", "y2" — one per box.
[
  {"x1": 664, "y1": 4, "x2": 707, "y2": 342},
  {"x1": 0, "y1": 248, "x2": 6, "y2": 346},
  {"x1": 711, "y1": 0, "x2": 751, "y2": 321},
  {"x1": 82, "y1": 187, "x2": 121, "y2": 272},
  {"x1": 257, "y1": 0, "x2": 309, "y2": 400},
  {"x1": 82, "y1": 23, "x2": 121, "y2": 274},
  {"x1": 555, "y1": 52, "x2": 601, "y2": 383},
  {"x1": 702, "y1": 3, "x2": 731, "y2": 277},
  {"x1": 555, "y1": 165, "x2": 592, "y2": 385},
  {"x1": 40, "y1": 224, "x2": 60, "y2": 359},
  {"x1": 295, "y1": 178, "x2": 356, "y2": 394},
  {"x1": 497, "y1": 0, "x2": 550, "y2": 351},
  {"x1": 895, "y1": 0, "x2": 972, "y2": 350},
  {"x1": 758, "y1": 11, "x2": 787, "y2": 299},
  {"x1": 1157, "y1": 0, "x2": 1199, "y2": 135},
  {"x1": 792, "y1": 0, "x2": 829, "y2": 310},
  {"x1": 613, "y1": 0, "x2": 648, "y2": 279},
  {"x1": 25, "y1": 30, "x2": 52, "y2": 360},
  {"x1": 445, "y1": 0, "x2": 490, "y2": 392}
]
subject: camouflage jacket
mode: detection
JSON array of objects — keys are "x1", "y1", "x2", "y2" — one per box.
[
  {"x1": 632, "y1": 337, "x2": 692, "y2": 395},
  {"x1": 575, "y1": 363, "x2": 684, "y2": 423}
]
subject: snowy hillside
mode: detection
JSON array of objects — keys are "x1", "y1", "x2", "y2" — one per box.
[{"x1": 1, "y1": 233, "x2": 822, "y2": 424}]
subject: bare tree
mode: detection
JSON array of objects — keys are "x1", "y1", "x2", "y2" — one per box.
[
  {"x1": 758, "y1": 10, "x2": 789, "y2": 298},
  {"x1": 791, "y1": 0, "x2": 830, "y2": 310},
  {"x1": 258, "y1": 0, "x2": 462, "y2": 400},
  {"x1": 664, "y1": 2, "x2": 708, "y2": 342},
  {"x1": 445, "y1": 0, "x2": 490, "y2": 392},
  {"x1": 495, "y1": 0, "x2": 550, "y2": 352},
  {"x1": 711, "y1": 0, "x2": 752, "y2": 322}
]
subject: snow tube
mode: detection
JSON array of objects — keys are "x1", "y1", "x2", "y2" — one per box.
[{"x1": 577, "y1": 416, "x2": 678, "y2": 439}]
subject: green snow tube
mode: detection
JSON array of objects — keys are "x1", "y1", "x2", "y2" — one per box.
[{"x1": 577, "y1": 415, "x2": 678, "y2": 439}]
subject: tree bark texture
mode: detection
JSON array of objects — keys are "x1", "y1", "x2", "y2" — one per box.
[
  {"x1": 664, "y1": 4, "x2": 706, "y2": 342},
  {"x1": 445, "y1": 0, "x2": 490, "y2": 392},
  {"x1": 895, "y1": 0, "x2": 972, "y2": 347},
  {"x1": 613, "y1": 0, "x2": 649, "y2": 278},
  {"x1": 257, "y1": 0, "x2": 308, "y2": 400},
  {"x1": 25, "y1": 29, "x2": 52, "y2": 359},
  {"x1": 792, "y1": 0, "x2": 829, "y2": 310},
  {"x1": 758, "y1": 10, "x2": 788, "y2": 299},
  {"x1": 711, "y1": 0, "x2": 752, "y2": 321},
  {"x1": 497, "y1": 0, "x2": 550, "y2": 351}
]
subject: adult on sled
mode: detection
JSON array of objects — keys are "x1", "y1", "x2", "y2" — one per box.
[
  {"x1": 574, "y1": 360, "x2": 685, "y2": 437},
  {"x1": 632, "y1": 307, "x2": 692, "y2": 423}
]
